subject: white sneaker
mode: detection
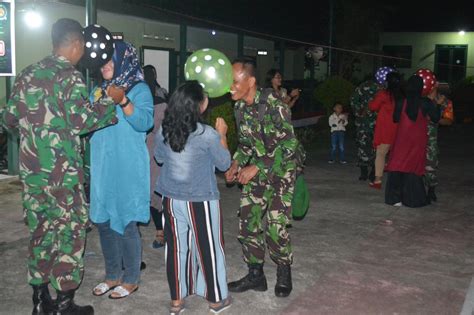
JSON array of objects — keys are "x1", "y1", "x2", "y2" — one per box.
[{"x1": 393, "y1": 202, "x2": 402, "y2": 207}]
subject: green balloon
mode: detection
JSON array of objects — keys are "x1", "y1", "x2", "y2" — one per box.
[{"x1": 184, "y1": 48, "x2": 232, "y2": 98}]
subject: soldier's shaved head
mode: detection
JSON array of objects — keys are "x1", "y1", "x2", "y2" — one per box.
[
  {"x1": 232, "y1": 58, "x2": 256, "y2": 79},
  {"x1": 51, "y1": 18, "x2": 84, "y2": 49}
]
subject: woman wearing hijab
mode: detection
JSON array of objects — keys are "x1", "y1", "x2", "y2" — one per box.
[
  {"x1": 384, "y1": 75, "x2": 440, "y2": 208},
  {"x1": 89, "y1": 41, "x2": 153, "y2": 299}
]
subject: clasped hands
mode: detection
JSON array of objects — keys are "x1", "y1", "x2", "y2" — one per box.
[
  {"x1": 106, "y1": 84, "x2": 127, "y2": 104},
  {"x1": 224, "y1": 161, "x2": 259, "y2": 185}
]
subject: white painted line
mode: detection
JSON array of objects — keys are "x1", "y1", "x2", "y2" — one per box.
[{"x1": 460, "y1": 277, "x2": 474, "y2": 315}]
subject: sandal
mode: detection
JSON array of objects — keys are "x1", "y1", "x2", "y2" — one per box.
[
  {"x1": 92, "y1": 281, "x2": 120, "y2": 296},
  {"x1": 169, "y1": 300, "x2": 185, "y2": 315},
  {"x1": 108, "y1": 284, "x2": 138, "y2": 299},
  {"x1": 152, "y1": 230, "x2": 165, "y2": 249},
  {"x1": 209, "y1": 296, "x2": 232, "y2": 314},
  {"x1": 369, "y1": 181, "x2": 382, "y2": 189}
]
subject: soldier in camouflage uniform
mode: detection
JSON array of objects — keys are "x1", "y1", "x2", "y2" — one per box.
[
  {"x1": 350, "y1": 80, "x2": 380, "y2": 181},
  {"x1": 1, "y1": 19, "x2": 121, "y2": 315},
  {"x1": 225, "y1": 59, "x2": 299, "y2": 298},
  {"x1": 425, "y1": 87, "x2": 454, "y2": 202}
]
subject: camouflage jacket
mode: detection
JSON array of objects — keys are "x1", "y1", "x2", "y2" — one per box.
[
  {"x1": 1, "y1": 55, "x2": 116, "y2": 191},
  {"x1": 350, "y1": 80, "x2": 379, "y2": 127},
  {"x1": 233, "y1": 89, "x2": 298, "y2": 177}
]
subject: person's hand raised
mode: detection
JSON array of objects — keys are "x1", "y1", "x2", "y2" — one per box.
[
  {"x1": 215, "y1": 117, "x2": 228, "y2": 136},
  {"x1": 106, "y1": 85, "x2": 126, "y2": 104},
  {"x1": 290, "y1": 88, "x2": 300, "y2": 98}
]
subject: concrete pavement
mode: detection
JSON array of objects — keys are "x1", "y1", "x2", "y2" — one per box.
[{"x1": 1, "y1": 124, "x2": 473, "y2": 315}]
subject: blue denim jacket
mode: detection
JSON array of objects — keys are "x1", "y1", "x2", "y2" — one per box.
[{"x1": 154, "y1": 123, "x2": 231, "y2": 202}]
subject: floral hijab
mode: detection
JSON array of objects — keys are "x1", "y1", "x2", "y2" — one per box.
[{"x1": 101, "y1": 41, "x2": 144, "y2": 93}]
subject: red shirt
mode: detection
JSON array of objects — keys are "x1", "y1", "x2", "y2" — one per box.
[
  {"x1": 385, "y1": 102, "x2": 429, "y2": 176},
  {"x1": 369, "y1": 90, "x2": 399, "y2": 148}
]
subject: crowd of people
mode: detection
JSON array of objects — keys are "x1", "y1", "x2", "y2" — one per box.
[
  {"x1": 1, "y1": 18, "x2": 304, "y2": 315},
  {"x1": 351, "y1": 66, "x2": 454, "y2": 207},
  {"x1": 0, "y1": 16, "x2": 455, "y2": 315}
]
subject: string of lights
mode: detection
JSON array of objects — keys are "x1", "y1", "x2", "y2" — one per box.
[{"x1": 140, "y1": 3, "x2": 474, "y2": 70}]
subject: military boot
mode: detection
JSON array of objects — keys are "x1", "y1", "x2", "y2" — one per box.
[
  {"x1": 32, "y1": 283, "x2": 55, "y2": 315},
  {"x1": 54, "y1": 290, "x2": 94, "y2": 315},
  {"x1": 228, "y1": 264, "x2": 267, "y2": 293},
  {"x1": 428, "y1": 186, "x2": 437, "y2": 202},
  {"x1": 275, "y1": 264, "x2": 292, "y2": 297},
  {"x1": 368, "y1": 167, "x2": 375, "y2": 182},
  {"x1": 359, "y1": 166, "x2": 368, "y2": 181}
]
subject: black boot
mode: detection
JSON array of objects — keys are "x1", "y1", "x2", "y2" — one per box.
[
  {"x1": 359, "y1": 166, "x2": 368, "y2": 181},
  {"x1": 32, "y1": 284, "x2": 55, "y2": 315},
  {"x1": 228, "y1": 264, "x2": 267, "y2": 293},
  {"x1": 368, "y1": 167, "x2": 375, "y2": 182},
  {"x1": 275, "y1": 264, "x2": 292, "y2": 297},
  {"x1": 428, "y1": 186, "x2": 437, "y2": 202},
  {"x1": 54, "y1": 290, "x2": 94, "y2": 315}
]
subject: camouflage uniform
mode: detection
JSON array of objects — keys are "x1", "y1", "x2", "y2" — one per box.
[
  {"x1": 234, "y1": 89, "x2": 299, "y2": 266},
  {"x1": 425, "y1": 96, "x2": 451, "y2": 188},
  {"x1": 350, "y1": 80, "x2": 379, "y2": 167},
  {"x1": 1, "y1": 55, "x2": 116, "y2": 291}
]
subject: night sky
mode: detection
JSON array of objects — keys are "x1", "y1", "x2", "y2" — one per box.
[{"x1": 148, "y1": 0, "x2": 474, "y2": 44}]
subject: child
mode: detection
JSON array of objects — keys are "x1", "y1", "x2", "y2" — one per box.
[{"x1": 328, "y1": 103, "x2": 348, "y2": 164}]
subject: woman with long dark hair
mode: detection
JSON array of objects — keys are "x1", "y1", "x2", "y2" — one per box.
[
  {"x1": 368, "y1": 71, "x2": 403, "y2": 189},
  {"x1": 265, "y1": 68, "x2": 300, "y2": 108},
  {"x1": 154, "y1": 81, "x2": 232, "y2": 314},
  {"x1": 385, "y1": 75, "x2": 440, "y2": 207}
]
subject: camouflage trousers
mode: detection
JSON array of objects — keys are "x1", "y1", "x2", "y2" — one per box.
[
  {"x1": 238, "y1": 168, "x2": 296, "y2": 266},
  {"x1": 424, "y1": 124, "x2": 439, "y2": 187},
  {"x1": 354, "y1": 124, "x2": 375, "y2": 168},
  {"x1": 24, "y1": 184, "x2": 88, "y2": 291}
]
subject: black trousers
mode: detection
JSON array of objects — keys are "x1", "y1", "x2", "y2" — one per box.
[{"x1": 385, "y1": 171, "x2": 428, "y2": 208}]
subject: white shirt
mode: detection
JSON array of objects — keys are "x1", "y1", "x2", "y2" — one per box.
[{"x1": 329, "y1": 112, "x2": 348, "y2": 132}]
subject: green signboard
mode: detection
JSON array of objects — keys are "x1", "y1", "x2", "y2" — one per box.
[{"x1": 0, "y1": 0, "x2": 15, "y2": 76}]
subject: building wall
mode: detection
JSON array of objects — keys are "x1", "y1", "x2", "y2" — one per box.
[
  {"x1": 380, "y1": 32, "x2": 474, "y2": 80},
  {"x1": 1, "y1": 1, "x2": 279, "y2": 102}
]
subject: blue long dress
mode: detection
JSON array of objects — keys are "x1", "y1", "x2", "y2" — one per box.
[{"x1": 89, "y1": 82, "x2": 154, "y2": 234}]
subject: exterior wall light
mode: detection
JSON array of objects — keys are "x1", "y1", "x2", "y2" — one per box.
[{"x1": 24, "y1": 8, "x2": 42, "y2": 29}]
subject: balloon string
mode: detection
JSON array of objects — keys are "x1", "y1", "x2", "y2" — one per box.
[{"x1": 140, "y1": 3, "x2": 474, "y2": 69}]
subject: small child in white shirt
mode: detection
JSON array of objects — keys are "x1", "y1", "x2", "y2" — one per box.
[{"x1": 328, "y1": 103, "x2": 348, "y2": 164}]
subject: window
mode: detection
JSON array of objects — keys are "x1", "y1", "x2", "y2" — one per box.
[
  {"x1": 382, "y1": 45, "x2": 412, "y2": 68},
  {"x1": 435, "y1": 45, "x2": 467, "y2": 83}
]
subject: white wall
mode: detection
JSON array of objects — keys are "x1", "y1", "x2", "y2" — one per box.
[
  {"x1": 187, "y1": 27, "x2": 237, "y2": 60},
  {"x1": 243, "y1": 36, "x2": 275, "y2": 85},
  {"x1": 380, "y1": 32, "x2": 474, "y2": 79},
  {"x1": 1, "y1": 1, "x2": 282, "y2": 102}
]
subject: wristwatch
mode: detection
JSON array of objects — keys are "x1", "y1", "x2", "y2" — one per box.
[{"x1": 120, "y1": 97, "x2": 131, "y2": 108}]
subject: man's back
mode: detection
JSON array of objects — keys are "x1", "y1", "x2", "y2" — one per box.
[{"x1": 3, "y1": 54, "x2": 113, "y2": 188}]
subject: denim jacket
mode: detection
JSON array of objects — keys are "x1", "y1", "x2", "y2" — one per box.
[{"x1": 154, "y1": 123, "x2": 231, "y2": 202}]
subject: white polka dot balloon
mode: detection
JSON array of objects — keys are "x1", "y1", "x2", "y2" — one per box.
[
  {"x1": 81, "y1": 24, "x2": 114, "y2": 69},
  {"x1": 375, "y1": 66, "x2": 395, "y2": 85},
  {"x1": 184, "y1": 48, "x2": 232, "y2": 98},
  {"x1": 415, "y1": 68, "x2": 437, "y2": 96}
]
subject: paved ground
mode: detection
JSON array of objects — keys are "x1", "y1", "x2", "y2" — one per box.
[{"x1": 1, "y1": 124, "x2": 473, "y2": 315}]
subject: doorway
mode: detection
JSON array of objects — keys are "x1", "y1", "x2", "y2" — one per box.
[{"x1": 435, "y1": 45, "x2": 467, "y2": 84}]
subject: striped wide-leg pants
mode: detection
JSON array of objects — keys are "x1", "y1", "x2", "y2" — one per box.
[{"x1": 162, "y1": 196, "x2": 228, "y2": 303}]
